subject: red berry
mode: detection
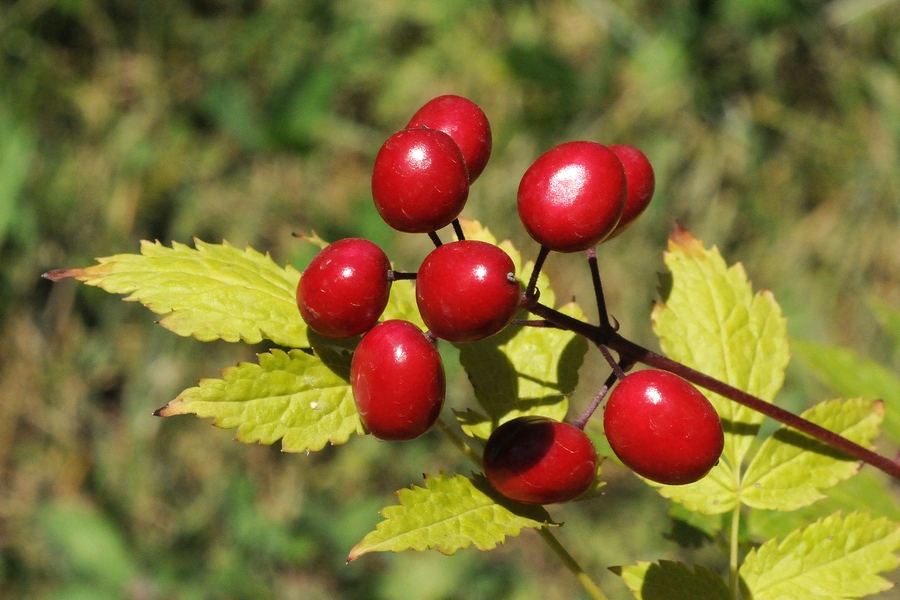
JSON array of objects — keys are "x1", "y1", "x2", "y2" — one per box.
[
  {"x1": 350, "y1": 320, "x2": 445, "y2": 441},
  {"x1": 406, "y1": 95, "x2": 492, "y2": 182},
  {"x1": 415, "y1": 240, "x2": 521, "y2": 342},
  {"x1": 371, "y1": 127, "x2": 470, "y2": 233},
  {"x1": 607, "y1": 144, "x2": 655, "y2": 238},
  {"x1": 516, "y1": 141, "x2": 627, "y2": 253},
  {"x1": 603, "y1": 370, "x2": 724, "y2": 485},
  {"x1": 297, "y1": 238, "x2": 391, "y2": 339},
  {"x1": 483, "y1": 416, "x2": 598, "y2": 504}
]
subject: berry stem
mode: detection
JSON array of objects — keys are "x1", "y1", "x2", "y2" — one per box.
[
  {"x1": 434, "y1": 418, "x2": 483, "y2": 468},
  {"x1": 387, "y1": 270, "x2": 417, "y2": 281},
  {"x1": 519, "y1": 295, "x2": 900, "y2": 481},
  {"x1": 428, "y1": 231, "x2": 443, "y2": 247},
  {"x1": 573, "y1": 369, "x2": 618, "y2": 430},
  {"x1": 596, "y1": 344, "x2": 628, "y2": 381},
  {"x1": 510, "y1": 319, "x2": 564, "y2": 328},
  {"x1": 586, "y1": 246, "x2": 611, "y2": 329},
  {"x1": 452, "y1": 219, "x2": 466, "y2": 241},
  {"x1": 525, "y1": 245, "x2": 551, "y2": 298}
]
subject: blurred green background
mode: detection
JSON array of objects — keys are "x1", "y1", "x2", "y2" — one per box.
[{"x1": 2, "y1": 0, "x2": 900, "y2": 598}]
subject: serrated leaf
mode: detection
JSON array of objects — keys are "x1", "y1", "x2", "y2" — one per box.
[
  {"x1": 652, "y1": 228, "x2": 789, "y2": 470},
  {"x1": 45, "y1": 239, "x2": 307, "y2": 347},
  {"x1": 741, "y1": 399, "x2": 883, "y2": 511},
  {"x1": 792, "y1": 338, "x2": 900, "y2": 443},
  {"x1": 750, "y1": 469, "x2": 900, "y2": 540},
  {"x1": 610, "y1": 560, "x2": 729, "y2": 600},
  {"x1": 740, "y1": 512, "x2": 900, "y2": 600},
  {"x1": 654, "y1": 460, "x2": 740, "y2": 514},
  {"x1": 347, "y1": 473, "x2": 554, "y2": 561},
  {"x1": 156, "y1": 348, "x2": 362, "y2": 452},
  {"x1": 456, "y1": 302, "x2": 588, "y2": 441}
]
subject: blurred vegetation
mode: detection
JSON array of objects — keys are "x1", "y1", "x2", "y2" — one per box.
[{"x1": 2, "y1": 0, "x2": 900, "y2": 598}]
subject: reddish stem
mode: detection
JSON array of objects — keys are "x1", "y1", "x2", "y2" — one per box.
[{"x1": 521, "y1": 295, "x2": 900, "y2": 481}]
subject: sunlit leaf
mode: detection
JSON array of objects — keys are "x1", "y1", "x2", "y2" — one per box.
[
  {"x1": 44, "y1": 239, "x2": 306, "y2": 347},
  {"x1": 749, "y1": 468, "x2": 900, "y2": 543},
  {"x1": 457, "y1": 302, "x2": 588, "y2": 441},
  {"x1": 741, "y1": 399, "x2": 883, "y2": 511},
  {"x1": 156, "y1": 348, "x2": 362, "y2": 452},
  {"x1": 611, "y1": 560, "x2": 729, "y2": 600},
  {"x1": 650, "y1": 227, "x2": 788, "y2": 514},
  {"x1": 740, "y1": 512, "x2": 900, "y2": 600},
  {"x1": 347, "y1": 473, "x2": 554, "y2": 561}
]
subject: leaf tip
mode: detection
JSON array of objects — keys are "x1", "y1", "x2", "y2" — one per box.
[
  {"x1": 42, "y1": 268, "x2": 84, "y2": 282},
  {"x1": 668, "y1": 223, "x2": 704, "y2": 254},
  {"x1": 346, "y1": 544, "x2": 367, "y2": 564}
]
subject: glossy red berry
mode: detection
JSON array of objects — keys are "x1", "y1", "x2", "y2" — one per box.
[
  {"x1": 517, "y1": 141, "x2": 627, "y2": 253},
  {"x1": 607, "y1": 144, "x2": 655, "y2": 238},
  {"x1": 406, "y1": 95, "x2": 492, "y2": 182},
  {"x1": 350, "y1": 320, "x2": 446, "y2": 441},
  {"x1": 603, "y1": 370, "x2": 724, "y2": 485},
  {"x1": 371, "y1": 127, "x2": 470, "y2": 233},
  {"x1": 483, "y1": 416, "x2": 598, "y2": 504},
  {"x1": 415, "y1": 240, "x2": 521, "y2": 342},
  {"x1": 297, "y1": 238, "x2": 391, "y2": 339}
]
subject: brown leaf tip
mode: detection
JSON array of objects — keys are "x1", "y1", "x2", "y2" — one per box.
[
  {"x1": 668, "y1": 222, "x2": 704, "y2": 255},
  {"x1": 42, "y1": 269, "x2": 79, "y2": 282}
]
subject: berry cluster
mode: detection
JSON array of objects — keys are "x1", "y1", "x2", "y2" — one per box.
[{"x1": 295, "y1": 94, "x2": 724, "y2": 503}]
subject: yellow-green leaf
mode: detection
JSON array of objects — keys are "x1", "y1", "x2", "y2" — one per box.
[
  {"x1": 347, "y1": 473, "x2": 554, "y2": 561},
  {"x1": 156, "y1": 349, "x2": 361, "y2": 452},
  {"x1": 650, "y1": 228, "x2": 788, "y2": 514},
  {"x1": 654, "y1": 460, "x2": 740, "y2": 515},
  {"x1": 457, "y1": 302, "x2": 588, "y2": 441},
  {"x1": 611, "y1": 560, "x2": 729, "y2": 600},
  {"x1": 741, "y1": 399, "x2": 883, "y2": 511},
  {"x1": 740, "y1": 512, "x2": 900, "y2": 600},
  {"x1": 46, "y1": 239, "x2": 306, "y2": 347}
]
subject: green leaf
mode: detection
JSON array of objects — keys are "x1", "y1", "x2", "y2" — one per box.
[
  {"x1": 654, "y1": 460, "x2": 740, "y2": 515},
  {"x1": 792, "y1": 338, "x2": 900, "y2": 443},
  {"x1": 651, "y1": 228, "x2": 789, "y2": 470},
  {"x1": 456, "y1": 302, "x2": 588, "y2": 441},
  {"x1": 610, "y1": 560, "x2": 729, "y2": 600},
  {"x1": 739, "y1": 512, "x2": 900, "y2": 600},
  {"x1": 380, "y1": 279, "x2": 426, "y2": 330},
  {"x1": 45, "y1": 239, "x2": 307, "y2": 347},
  {"x1": 347, "y1": 473, "x2": 554, "y2": 561},
  {"x1": 741, "y1": 399, "x2": 883, "y2": 511},
  {"x1": 156, "y1": 348, "x2": 362, "y2": 452},
  {"x1": 750, "y1": 469, "x2": 900, "y2": 540}
]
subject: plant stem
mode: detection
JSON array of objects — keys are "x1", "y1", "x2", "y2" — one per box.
[
  {"x1": 388, "y1": 270, "x2": 417, "y2": 281},
  {"x1": 729, "y1": 502, "x2": 741, "y2": 599},
  {"x1": 526, "y1": 245, "x2": 551, "y2": 298},
  {"x1": 573, "y1": 370, "x2": 618, "y2": 430},
  {"x1": 428, "y1": 231, "x2": 443, "y2": 247},
  {"x1": 520, "y1": 295, "x2": 900, "y2": 481},
  {"x1": 435, "y1": 418, "x2": 483, "y2": 469},
  {"x1": 538, "y1": 528, "x2": 611, "y2": 600},
  {"x1": 586, "y1": 247, "x2": 611, "y2": 329},
  {"x1": 452, "y1": 219, "x2": 465, "y2": 241}
]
